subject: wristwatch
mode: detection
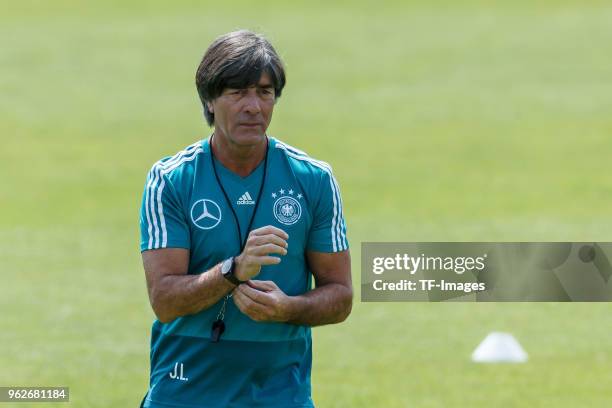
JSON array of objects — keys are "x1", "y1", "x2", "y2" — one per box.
[{"x1": 221, "y1": 257, "x2": 244, "y2": 286}]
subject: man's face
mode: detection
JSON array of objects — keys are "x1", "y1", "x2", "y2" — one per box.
[{"x1": 209, "y1": 72, "x2": 276, "y2": 146}]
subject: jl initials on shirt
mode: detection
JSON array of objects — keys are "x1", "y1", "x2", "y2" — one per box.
[{"x1": 169, "y1": 362, "x2": 188, "y2": 381}]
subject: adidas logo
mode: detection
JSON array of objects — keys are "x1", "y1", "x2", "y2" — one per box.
[{"x1": 237, "y1": 191, "x2": 255, "y2": 205}]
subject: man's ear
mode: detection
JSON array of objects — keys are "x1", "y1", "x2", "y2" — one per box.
[{"x1": 207, "y1": 102, "x2": 214, "y2": 113}]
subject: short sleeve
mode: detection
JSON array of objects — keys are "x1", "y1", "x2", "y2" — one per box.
[
  {"x1": 306, "y1": 169, "x2": 349, "y2": 252},
  {"x1": 139, "y1": 163, "x2": 190, "y2": 252}
]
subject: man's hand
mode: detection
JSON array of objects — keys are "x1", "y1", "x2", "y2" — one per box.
[
  {"x1": 232, "y1": 280, "x2": 294, "y2": 322},
  {"x1": 234, "y1": 226, "x2": 288, "y2": 282}
]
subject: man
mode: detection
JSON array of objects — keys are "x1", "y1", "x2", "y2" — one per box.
[{"x1": 139, "y1": 30, "x2": 352, "y2": 408}]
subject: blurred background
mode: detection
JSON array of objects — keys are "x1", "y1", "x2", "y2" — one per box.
[{"x1": 2, "y1": 0, "x2": 612, "y2": 406}]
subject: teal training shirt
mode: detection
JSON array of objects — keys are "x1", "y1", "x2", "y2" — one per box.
[{"x1": 139, "y1": 136, "x2": 349, "y2": 408}]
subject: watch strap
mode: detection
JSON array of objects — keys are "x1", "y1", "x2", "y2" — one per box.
[{"x1": 223, "y1": 257, "x2": 243, "y2": 286}]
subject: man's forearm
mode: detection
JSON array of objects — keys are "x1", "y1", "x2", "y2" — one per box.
[
  {"x1": 286, "y1": 283, "x2": 353, "y2": 326},
  {"x1": 152, "y1": 264, "x2": 235, "y2": 323}
]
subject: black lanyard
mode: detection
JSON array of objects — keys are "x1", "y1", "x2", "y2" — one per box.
[
  {"x1": 209, "y1": 135, "x2": 269, "y2": 252},
  {"x1": 209, "y1": 134, "x2": 269, "y2": 342}
]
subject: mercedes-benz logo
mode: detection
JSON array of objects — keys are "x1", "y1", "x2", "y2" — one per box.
[{"x1": 190, "y1": 199, "x2": 222, "y2": 230}]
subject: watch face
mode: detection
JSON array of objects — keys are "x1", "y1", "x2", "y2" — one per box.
[{"x1": 221, "y1": 258, "x2": 233, "y2": 275}]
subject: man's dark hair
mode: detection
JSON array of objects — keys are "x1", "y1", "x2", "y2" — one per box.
[{"x1": 195, "y1": 30, "x2": 286, "y2": 126}]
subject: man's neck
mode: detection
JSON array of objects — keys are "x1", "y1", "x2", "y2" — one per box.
[{"x1": 211, "y1": 132, "x2": 267, "y2": 178}]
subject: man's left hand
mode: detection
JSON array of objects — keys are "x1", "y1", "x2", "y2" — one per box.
[{"x1": 232, "y1": 280, "x2": 293, "y2": 322}]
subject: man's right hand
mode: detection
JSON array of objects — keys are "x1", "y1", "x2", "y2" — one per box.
[{"x1": 234, "y1": 226, "x2": 289, "y2": 282}]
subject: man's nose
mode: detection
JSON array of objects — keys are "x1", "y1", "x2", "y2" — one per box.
[{"x1": 243, "y1": 92, "x2": 261, "y2": 115}]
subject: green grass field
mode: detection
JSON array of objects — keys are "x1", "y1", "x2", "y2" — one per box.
[{"x1": 2, "y1": 1, "x2": 612, "y2": 406}]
